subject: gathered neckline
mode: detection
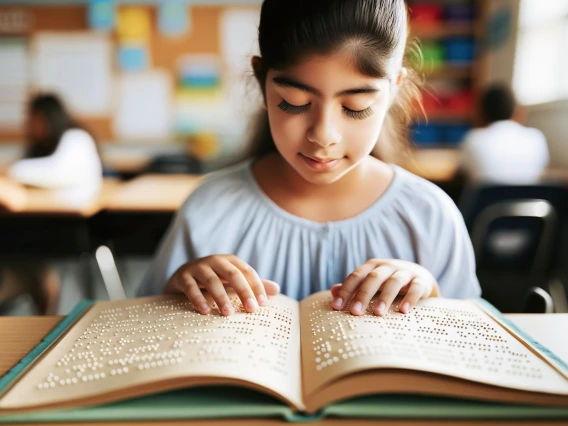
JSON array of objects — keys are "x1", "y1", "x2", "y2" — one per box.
[{"x1": 242, "y1": 160, "x2": 402, "y2": 230}]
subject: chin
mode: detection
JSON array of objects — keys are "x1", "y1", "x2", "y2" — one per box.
[{"x1": 294, "y1": 163, "x2": 352, "y2": 185}]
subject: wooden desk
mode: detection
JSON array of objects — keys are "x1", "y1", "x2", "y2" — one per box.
[
  {"x1": 405, "y1": 148, "x2": 568, "y2": 184},
  {"x1": 0, "y1": 314, "x2": 566, "y2": 426},
  {"x1": 0, "y1": 178, "x2": 121, "y2": 218},
  {"x1": 105, "y1": 174, "x2": 203, "y2": 213},
  {"x1": 403, "y1": 148, "x2": 461, "y2": 183}
]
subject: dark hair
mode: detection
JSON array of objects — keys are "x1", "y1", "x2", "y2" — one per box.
[
  {"x1": 25, "y1": 94, "x2": 81, "y2": 158},
  {"x1": 479, "y1": 83, "x2": 517, "y2": 125},
  {"x1": 248, "y1": 0, "x2": 422, "y2": 161}
]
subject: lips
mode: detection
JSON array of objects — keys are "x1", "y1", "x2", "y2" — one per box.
[
  {"x1": 303, "y1": 155, "x2": 340, "y2": 163},
  {"x1": 300, "y1": 153, "x2": 342, "y2": 171}
]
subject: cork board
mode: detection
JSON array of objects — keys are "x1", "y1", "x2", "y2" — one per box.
[{"x1": 0, "y1": 4, "x2": 223, "y2": 143}]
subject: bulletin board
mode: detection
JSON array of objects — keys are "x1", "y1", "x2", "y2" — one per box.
[{"x1": 0, "y1": 4, "x2": 224, "y2": 143}]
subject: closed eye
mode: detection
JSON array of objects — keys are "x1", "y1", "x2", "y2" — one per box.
[
  {"x1": 278, "y1": 99, "x2": 310, "y2": 114},
  {"x1": 343, "y1": 106, "x2": 374, "y2": 120}
]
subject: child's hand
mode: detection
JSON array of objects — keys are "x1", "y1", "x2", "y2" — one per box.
[
  {"x1": 330, "y1": 259, "x2": 439, "y2": 316},
  {"x1": 164, "y1": 255, "x2": 280, "y2": 316}
]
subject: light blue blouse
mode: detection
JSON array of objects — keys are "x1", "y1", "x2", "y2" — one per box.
[{"x1": 138, "y1": 161, "x2": 480, "y2": 300}]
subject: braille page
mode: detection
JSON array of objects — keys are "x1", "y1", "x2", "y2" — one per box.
[
  {"x1": 0, "y1": 294, "x2": 303, "y2": 412},
  {"x1": 300, "y1": 291, "x2": 568, "y2": 401}
]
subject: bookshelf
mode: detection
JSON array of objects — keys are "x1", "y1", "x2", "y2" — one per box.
[{"x1": 407, "y1": 0, "x2": 489, "y2": 152}]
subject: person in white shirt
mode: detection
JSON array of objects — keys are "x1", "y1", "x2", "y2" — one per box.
[
  {"x1": 7, "y1": 94, "x2": 103, "y2": 206},
  {"x1": 1, "y1": 94, "x2": 102, "y2": 315},
  {"x1": 459, "y1": 83, "x2": 549, "y2": 184}
]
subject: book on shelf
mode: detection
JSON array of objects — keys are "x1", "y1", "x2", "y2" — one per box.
[{"x1": 1, "y1": 290, "x2": 568, "y2": 423}]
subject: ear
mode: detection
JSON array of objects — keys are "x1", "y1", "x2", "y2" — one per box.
[
  {"x1": 251, "y1": 56, "x2": 267, "y2": 109},
  {"x1": 396, "y1": 67, "x2": 407, "y2": 87},
  {"x1": 251, "y1": 56, "x2": 263, "y2": 81}
]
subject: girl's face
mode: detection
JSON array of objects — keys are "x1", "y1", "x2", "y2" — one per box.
[
  {"x1": 27, "y1": 111, "x2": 49, "y2": 143},
  {"x1": 265, "y1": 51, "x2": 393, "y2": 185}
]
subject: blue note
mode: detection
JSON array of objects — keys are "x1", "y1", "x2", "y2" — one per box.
[
  {"x1": 89, "y1": 0, "x2": 114, "y2": 31},
  {"x1": 159, "y1": 0, "x2": 190, "y2": 37},
  {"x1": 118, "y1": 44, "x2": 149, "y2": 72}
]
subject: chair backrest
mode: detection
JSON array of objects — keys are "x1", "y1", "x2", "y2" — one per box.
[
  {"x1": 466, "y1": 195, "x2": 561, "y2": 313},
  {"x1": 146, "y1": 154, "x2": 202, "y2": 174},
  {"x1": 460, "y1": 183, "x2": 568, "y2": 272},
  {"x1": 471, "y1": 199, "x2": 557, "y2": 277}
]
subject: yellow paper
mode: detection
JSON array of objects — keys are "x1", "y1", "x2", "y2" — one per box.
[{"x1": 117, "y1": 7, "x2": 151, "y2": 43}]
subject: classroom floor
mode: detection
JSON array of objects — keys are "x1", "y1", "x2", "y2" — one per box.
[{"x1": 2, "y1": 257, "x2": 151, "y2": 316}]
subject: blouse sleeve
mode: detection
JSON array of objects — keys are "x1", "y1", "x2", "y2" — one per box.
[
  {"x1": 137, "y1": 206, "x2": 195, "y2": 296},
  {"x1": 424, "y1": 195, "x2": 481, "y2": 299}
]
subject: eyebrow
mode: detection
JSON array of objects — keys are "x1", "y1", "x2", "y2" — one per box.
[{"x1": 272, "y1": 76, "x2": 379, "y2": 97}]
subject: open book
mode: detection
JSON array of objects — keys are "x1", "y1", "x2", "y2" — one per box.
[{"x1": 1, "y1": 291, "x2": 568, "y2": 422}]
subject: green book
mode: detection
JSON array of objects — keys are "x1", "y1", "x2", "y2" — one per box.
[{"x1": 1, "y1": 291, "x2": 567, "y2": 423}]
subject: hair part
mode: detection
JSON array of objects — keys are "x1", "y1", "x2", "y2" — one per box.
[{"x1": 248, "y1": 0, "x2": 423, "y2": 162}]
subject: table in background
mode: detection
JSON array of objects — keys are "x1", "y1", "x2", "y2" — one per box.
[
  {"x1": 91, "y1": 174, "x2": 203, "y2": 257},
  {"x1": 0, "y1": 314, "x2": 566, "y2": 426},
  {"x1": 0, "y1": 179, "x2": 122, "y2": 298}
]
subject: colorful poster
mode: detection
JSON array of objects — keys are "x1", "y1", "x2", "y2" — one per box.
[
  {"x1": 117, "y1": 7, "x2": 151, "y2": 43},
  {"x1": 159, "y1": 1, "x2": 190, "y2": 37},
  {"x1": 88, "y1": 0, "x2": 114, "y2": 31}
]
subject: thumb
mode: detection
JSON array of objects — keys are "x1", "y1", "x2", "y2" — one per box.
[{"x1": 261, "y1": 279, "x2": 281, "y2": 295}]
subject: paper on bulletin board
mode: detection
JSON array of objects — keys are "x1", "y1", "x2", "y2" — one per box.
[
  {"x1": 220, "y1": 7, "x2": 260, "y2": 73},
  {"x1": 88, "y1": 0, "x2": 115, "y2": 31},
  {"x1": 118, "y1": 43, "x2": 149, "y2": 72},
  {"x1": 0, "y1": 39, "x2": 28, "y2": 128},
  {"x1": 219, "y1": 8, "x2": 262, "y2": 126},
  {"x1": 159, "y1": 0, "x2": 190, "y2": 37},
  {"x1": 32, "y1": 33, "x2": 112, "y2": 116},
  {"x1": 117, "y1": 7, "x2": 151, "y2": 43},
  {"x1": 114, "y1": 71, "x2": 173, "y2": 142}
]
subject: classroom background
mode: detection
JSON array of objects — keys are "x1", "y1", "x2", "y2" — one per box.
[{"x1": 0, "y1": 0, "x2": 567, "y2": 316}]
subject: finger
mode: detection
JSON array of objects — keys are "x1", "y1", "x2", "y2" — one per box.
[
  {"x1": 399, "y1": 278, "x2": 428, "y2": 314},
  {"x1": 330, "y1": 284, "x2": 342, "y2": 299},
  {"x1": 212, "y1": 260, "x2": 259, "y2": 313},
  {"x1": 193, "y1": 265, "x2": 234, "y2": 316},
  {"x1": 350, "y1": 267, "x2": 396, "y2": 315},
  {"x1": 230, "y1": 256, "x2": 268, "y2": 307},
  {"x1": 176, "y1": 271, "x2": 211, "y2": 315},
  {"x1": 374, "y1": 270, "x2": 414, "y2": 316},
  {"x1": 261, "y1": 279, "x2": 281, "y2": 296},
  {"x1": 332, "y1": 262, "x2": 384, "y2": 310}
]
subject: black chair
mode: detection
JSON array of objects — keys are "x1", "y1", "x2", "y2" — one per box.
[
  {"x1": 145, "y1": 154, "x2": 202, "y2": 174},
  {"x1": 459, "y1": 184, "x2": 568, "y2": 313}
]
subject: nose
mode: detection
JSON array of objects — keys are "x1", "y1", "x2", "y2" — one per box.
[{"x1": 306, "y1": 107, "x2": 341, "y2": 147}]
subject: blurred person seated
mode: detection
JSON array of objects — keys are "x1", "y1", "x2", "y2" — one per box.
[
  {"x1": 7, "y1": 93, "x2": 103, "y2": 206},
  {"x1": 0, "y1": 94, "x2": 102, "y2": 315},
  {"x1": 459, "y1": 83, "x2": 549, "y2": 184}
]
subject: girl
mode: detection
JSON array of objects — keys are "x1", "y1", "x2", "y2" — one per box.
[
  {"x1": 139, "y1": 0, "x2": 480, "y2": 316},
  {"x1": 7, "y1": 94, "x2": 102, "y2": 206}
]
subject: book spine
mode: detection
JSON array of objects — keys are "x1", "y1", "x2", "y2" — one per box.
[{"x1": 0, "y1": 300, "x2": 94, "y2": 396}]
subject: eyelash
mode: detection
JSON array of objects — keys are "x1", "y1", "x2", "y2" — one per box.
[{"x1": 277, "y1": 100, "x2": 374, "y2": 120}]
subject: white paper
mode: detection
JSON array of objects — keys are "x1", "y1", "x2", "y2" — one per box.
[
  {"x1": 114, "y1": 71, "x2": 173, "y2": 141},
  {"x1": 218, "y1": 7, "x2": 263, "y2": 156},
  {"x1": 0, "y1": 40, "x2": 28, "y2": 128},
  {"x1": 220, "y1": 7, "x2": 260, "y2": 73},
  {"x1": 32, "y1": 33, "x2": 112, "y2": 116}
]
